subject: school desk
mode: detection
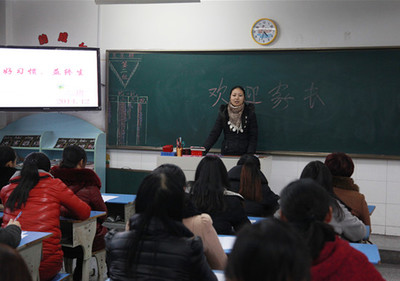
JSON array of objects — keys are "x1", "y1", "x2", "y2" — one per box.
[
  {"x1": 60, "y1": 210, "x2": 106, "y2": 281},
  {"x1": 217, "y1": 235, "x2": 381, "y2": 264},
  {"x1": 368, "y1": 205, "x2": 376, "y2": 215},
  {"x1": 18, "y1": 231, "x2": 53, "y2": 281},
  {"x1": 156, "y1": 155, "x2": 272, "y2": 181},
  {"x1": 248, "y1": 216, "x2": 267, "y2": 224},
  {"x1": 102, "y1": 193, "x2": 136, "y2": 230}
]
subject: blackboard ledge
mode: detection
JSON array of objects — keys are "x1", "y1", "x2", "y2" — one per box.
[{"x1": 264, "y1": 151, "x2": 400, "y2": 160}]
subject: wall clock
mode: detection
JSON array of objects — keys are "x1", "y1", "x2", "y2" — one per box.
[{"x1": 251, "y1": 18, "x2": 278, "y2": 46}]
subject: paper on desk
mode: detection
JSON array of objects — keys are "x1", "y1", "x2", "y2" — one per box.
[
  {"x1": 102, "y1": 195, "x2": 118, "y2": 202},
  {"x1": 21, "y1": 231, "x2": 28, "y2": 239},
  {"x1": 218, "y1": 235, "x2": 236, "y2": 252}
]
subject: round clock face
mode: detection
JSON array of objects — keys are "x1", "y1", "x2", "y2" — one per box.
[{"x1": 251, "y1": 18, "x2": 277, "y2": 45}]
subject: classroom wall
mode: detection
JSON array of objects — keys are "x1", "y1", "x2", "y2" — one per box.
[{"x1": 3, "y1": 0, "x2": 400, "y2": 235}]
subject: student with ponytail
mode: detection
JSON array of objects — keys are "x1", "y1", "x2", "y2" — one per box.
[
  {"x1": 279, "y1": 178, "x2": 384, "y2": 281},
  {"x1": 0, "y1": 152, "x2": 91, "y2": 281}
]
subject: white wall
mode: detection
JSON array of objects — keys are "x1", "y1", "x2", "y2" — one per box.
[{"x1": 3, "y1": 0, "x2": 400, "y2": 235}]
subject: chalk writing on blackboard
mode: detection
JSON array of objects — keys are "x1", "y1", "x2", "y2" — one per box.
[
  {"x1": 208, "y1": 78, "x2": 263, "y2": 107},
  {"x1": 304, "y1": 82, "x2": 325, "y2": 109},
  {"x1": 109, "y1": 58, "x2": 141, "y2": 89},
  {"x1": 269, "y1": 81, "x2": 294, "y2": 110}
]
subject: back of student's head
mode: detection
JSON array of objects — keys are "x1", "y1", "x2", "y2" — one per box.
[
  {"x1": 191, "y1": 155, "x2": 229, "y2": 213},
  {"x1": 6, "y1": 152, "x2": 51, "y2": 211},
  {"x1": 300, "y1": 161, "x2": 344, "y2": 220},
  {"x1": 0, "y1": 145, "x2": 17, "y2": 167},
  {"x1": 153, "y1": 163, "x2": 186, "y2": 190},
  {"x1": 135, "y1": 168, "x2": 184, "y2": 223},
  {"x1": 225, "y1": 218, "x2": 310, "y2": 281},
  {"x1": 239, "y1": 160, "x2": 262, "y2": 202},
  {"x1": 237, "y1": 154, "x2": 261, "y2": 170},
  {"x1": 324, "y1": 152, "x2": 354, "y2": 177},
  {"x1": 0, "y1": 244, "x2": 33, "y2": 281},
  {"x1": 280, "y1": 178, "x2": 336, "y2": 260},
  {"x1": 60, "y1": 145, "x2": 87, "y2": 168}
]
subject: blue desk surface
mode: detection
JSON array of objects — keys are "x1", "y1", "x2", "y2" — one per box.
[
  {"x1": 101, "y1": 193, "x2": 136, "y2": 204},
  {"x1": 18, "y1": 231, "x2": 52, "y2": 249},
  {"x1": 60, "y1": 210, "x2": 106, "y2": 222},
  {"x1": 368, "y1": 205, "x2": 376, "y2": 215},
  {"x1": 248, "y1": 216, "x2": 267, "y2": 224},
  {"x1": 218, "y1": 235, "x2": 380, "y2": 264}
]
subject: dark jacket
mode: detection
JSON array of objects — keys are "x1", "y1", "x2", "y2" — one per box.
[
  {"x1": 105, "y1": 214, "x2": 217, "y2": 281},
  {"x1": 51, "y1": 166, "x2": 108, "y2": 251},
  {"x1": 0, "y1": 224, "x2": 21, "y2": 248},
  {"x1": 227, "y1": 165, "x2": 280, "y2": 217},
  {"x1": 204, "y1": 103, "x2": 258, "y2": 155},
  {"x1": 206, "y1": 191, "x2": 251, "y2": 235},
  {"x1": 0, "y1": 167, "x2": 17, "y2": 203}
]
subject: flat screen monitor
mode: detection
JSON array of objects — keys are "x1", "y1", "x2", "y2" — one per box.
[{"x1": 0, "y1": 46, "x2": 101, "y2": 111}]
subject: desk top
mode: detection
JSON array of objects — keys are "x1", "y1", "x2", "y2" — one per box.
[
  {"x1": 218, "y1": 235, "x2": 381, "y2": 264},
  {"x1": 102, "y1": 193, "x2": 136, "y2": 204},
  {"x1": 368, "y1": 205, "x2": 376, "y2": 215},
  {"x1": 18, "y1": 231, "x2": 52, "y2": 251},
  {"x1": 60, "y1": 211, "x2": 106, "y2": 222}
]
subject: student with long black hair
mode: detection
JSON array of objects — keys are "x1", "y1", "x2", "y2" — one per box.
[
  {"x1": 279, "y1": 178, "x2": 384, "y2": 281},
  {"x1": 300, "y1": 160, "x2": 366, "y2": 242},
  {"x1": 105, "y1": 166, "x2": 217, "y2": 281},
  {"x1": 0, "y1": 145, "x2": 17, "y2": 202},
  {"x1": 0, "y1": 152, "x2": 91, "y2": 281},
  {"x1": 189, "y1": 155, "x2": 250, "y2": 235}
]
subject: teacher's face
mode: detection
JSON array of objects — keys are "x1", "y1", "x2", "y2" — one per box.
[{"x1": 230, "y1": 88, "x2": 245, "y2": 106}]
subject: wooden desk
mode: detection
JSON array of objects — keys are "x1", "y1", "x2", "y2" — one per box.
[
  {"x1": 60, "y1": 211, "x2": 106, "y2": 281},
  {"x1": 102, "y1": 193, "x2": 136, "y2": 230},
  {"x1": 18, "y1": 231, "x2": 52, "y2": 281},
  {"x1": 218, "y1": 235, "x2": 381, "y2": 264}
]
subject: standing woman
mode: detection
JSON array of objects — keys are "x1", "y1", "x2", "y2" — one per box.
[
  {"x1": 0, "y1": 152, "x2": 91, "y2": 281},
  {"x1": 51, "y1": 144, "x2": 108, "y2": 281},
  {"x1": 203, "y1": 86, "x2": 258, "y2": 156},
  {"x1": 189, "y1": 155, "x2": 250, "y2": 235}
]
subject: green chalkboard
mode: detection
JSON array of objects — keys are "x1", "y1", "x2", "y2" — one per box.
[{"x1": 106, "y1": 49, "x2": 400, "y2": 156}]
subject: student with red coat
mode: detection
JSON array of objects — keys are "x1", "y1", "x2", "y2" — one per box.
[
  {"x1": 279, "y1": 178, "x2": 384, "y2": 281},
  {"x1": 0, "y1": 152, "x2": 91, "y2": 281},
  {"x1": 51, "y1": 144, "x2": 107, "y2": 281}
]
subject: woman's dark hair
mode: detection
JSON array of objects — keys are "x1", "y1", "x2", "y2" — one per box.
[
  {"x1": 126, "y1": 167, "x2": 186, "y2": 273},
  {"x1": 324, "y1": 152, "x2": 354, "y2": 177},
  {"x1": 280, "y1": 178, "x2": 336, "y2": 260},
  {"x1": 0, "y1": 146, "x2": 17, "y2": 167},
  {"x1": 0, "y1": 244, "x2": 33, "y2": 281},
  {"x1": 237, "y1": 153, "x2": 261, "y2": 170},
  {"x1": 230, "y1": 85, "x2": 246, "y2": 99},
  {"x1": 60, "y1": 145, "x2": 87, "y2": 168},
  {"x1": 225, "y1": 218, "x2": 310, "y2": 281},
  {"x1": 153, "y1": 163, "x2": 186, "y2": 189},
  {"x1": 6, "y1": 152, "x2": 51, "y2": 212},
  {"x1": 190, "y1": 155, "x2": 229, "y2": 213},
  {"x1": 300, "y1": 161, "x2": 344, "y2": 220},
  {"x1": 239, "y1": 160, "x2": 262, "y2": 202}
]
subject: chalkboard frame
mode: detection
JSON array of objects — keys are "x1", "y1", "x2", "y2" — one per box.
[{"x1": 105, "y1": 48, "x2": 400, "y2": 160}]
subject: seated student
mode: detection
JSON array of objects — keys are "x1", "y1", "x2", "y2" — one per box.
[
  {"x1": 105, "y1": 167, "x2": 217, "y2": 281},
  {"x1": 0, "y1": 145, "x2": 18, "y2": 206},
  {"x1": 189, "y1": 155, "x2": 251, "y2": 235},
  {"x1": 325, "y1": 152, "x2": 371, "y2": 228},
  {"x1": 0, "y1": 152, "x2": 91, "y2": 281},
  {"x1": 51, "y1": 145, "x2": 108, "y2": 281},
  {"x1": 228, "y1": 154, "x2": 279, "y2": 217},
  {"x1": 300, "y1": 161, "x2": 366, "y2": 242},
  {"x1": 225, "y1": 218, "x2": 311, "y2": 281},
  {"x1": 0, "y1": 219, "x2": 21, "y2": 248},
  {"x1": 279, "y1": 178, "x2": 384, "y2": 281},
  {"x1": 0, "y1": 243, "x2": 33, "y2": 281},
  {"x1": 154, "y1": 163, "x2": 227, "y2": 270}
]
